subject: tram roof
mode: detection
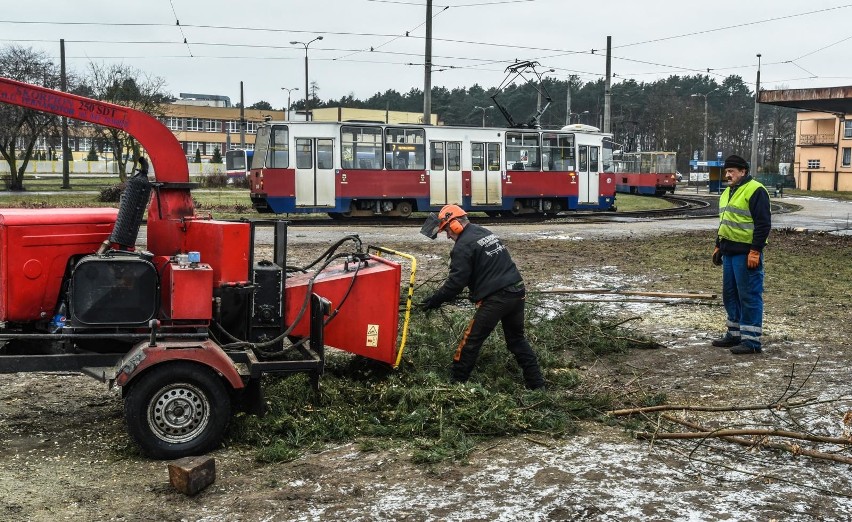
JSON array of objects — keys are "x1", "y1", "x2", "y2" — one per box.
[{"x1": 759, "y1": 86, "x2": 852, "y2": 115}]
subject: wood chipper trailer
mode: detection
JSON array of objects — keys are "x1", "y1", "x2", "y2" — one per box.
[{"x1": 0, "y1": 77, "x2": 415, "y2": 458}]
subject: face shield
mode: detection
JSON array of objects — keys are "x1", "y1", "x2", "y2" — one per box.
[{"x1": 420, "y1": 212, "x2": 441, "y2": 240}]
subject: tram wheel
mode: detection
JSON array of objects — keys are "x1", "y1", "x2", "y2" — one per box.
[{"x1": 396, "y1": 201, "x2": 413, "y2": 218}]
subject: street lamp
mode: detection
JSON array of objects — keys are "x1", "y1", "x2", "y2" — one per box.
[
  {"x1": 569, "y1": 110, "x2": 589, "y2": 125},
  {"x1": 691, "y1": 87, "x2": 719, "y2": 161},
  {"x1": 290, "y1": 36, "x2": 323, "y2": 120},
  {"x1": 281, "y1": 87, "x2": 299, "y2": 121},
  {"x1": 473, "y1": 105, "x2": 493, "y2": 127}
]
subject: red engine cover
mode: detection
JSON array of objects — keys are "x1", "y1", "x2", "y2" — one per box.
[
  {"x1": 0, "y1": 208, "x2": 117, "y2": 322},
  {"x1": 285, "y1": 256, "x2": 401, "y2": 365}
]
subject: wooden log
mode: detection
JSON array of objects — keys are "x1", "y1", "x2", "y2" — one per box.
[
  {"x1": 168, "y1": 456, "x2": 216, "y2": 495},
  {"x1": 535, "y1": 288, "x2": 717, "y2": 299}
]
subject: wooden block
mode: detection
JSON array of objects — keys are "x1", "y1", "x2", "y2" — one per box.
[{"x1": 168, "y1": 456, "x2": 216, "y2": 495}]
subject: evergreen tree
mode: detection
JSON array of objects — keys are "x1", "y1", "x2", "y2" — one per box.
[
  {"x1": 86, "y1": 144, "x2": 98, "y2": 161},
  {"x1": 210, "y1": 146, "x2": 222, "y2": 164},
  {"x1": 194, "y1": 148, "x2": 202, "y2": 163}
]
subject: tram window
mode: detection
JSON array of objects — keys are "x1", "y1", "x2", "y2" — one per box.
[
  {"x1": 317, "y1": 139, "x2": 333, "y2": 169},
  {"x1": 505, "y1": 132, "x2": 541, "y2": 170},
  {"x1": 430, "y1": 142, "x2": 444, "y2": 170},
  {"x1": 542, "y1": 133, "x2": 575, "y2": 171},
  {"x1": 252, "y1": 125, "x2": 289, "y2": 169},
  {"x1": 252, "y1": 126, "x2": 270, "y2": 169},
  {"x1": 590, "y1": 147, "x2": 599, "y2": 172},
  {"x1": 487, "y1": 143, "x2": 501, "y2": 171},
  {"x1": 447, "y1": 142, "x2": 461, "y2": 171},
  {"x1": 341, "y1": 125, "x2": 383, "y2": 170},
  {"x1": 579, "y1": 146, "x2": 588, "y2": 172},
  {"x1": 385, "y1": 127, "x2": 425, "y2": 170},
  {"x1": 471, "y1": 143, "x2": 484, "y2": 171},
  {"x1": 296, "y1": 138, "x2": 312, "y2": 169}
]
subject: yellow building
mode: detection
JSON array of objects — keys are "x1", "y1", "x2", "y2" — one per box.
[
  {"x1": 157, "y1": 105, "x2": 438, "y2": 160},
  {"x1": 760, "y1": 87, "x2": 852, "y2": 191},
  {"x1": 161, "y1": 104, "x2": 285, "y2": 159},
  {"x1": 793, "y1": 111, "x2": 852, "y2": 191}
]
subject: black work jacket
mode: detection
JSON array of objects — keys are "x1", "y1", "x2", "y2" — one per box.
[{"x1": 430, "y1": 223, "x2": 523, "y2": 304}]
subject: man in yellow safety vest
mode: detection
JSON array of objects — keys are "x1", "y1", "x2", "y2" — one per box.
[{"x1": 711, "y1": 155, "x2": 771, "y2": 354}]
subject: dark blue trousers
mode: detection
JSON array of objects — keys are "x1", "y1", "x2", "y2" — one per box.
[{"x1": 722, "y1": 252, "x2": 765, "y2": 350}]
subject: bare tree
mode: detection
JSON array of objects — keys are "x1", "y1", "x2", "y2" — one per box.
[
  {"x1": 79, "y1": 62, "x2": 172, "y2": 181},
  {"x1": 0, "y1": 45, "x2": 62, "y2": 191}
]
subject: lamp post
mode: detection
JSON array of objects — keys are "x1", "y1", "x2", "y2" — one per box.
[
  {"x1": 691, "y1": 87, "x2": 719, "y2": 161},
  {"x1": 289, "y1": 36, "x2": 323, "y2": 120},
  {"x1": 473, "y1": 105, "x2": 493, "y2": 127},
  {"x1": 281, "y1": 87, "x2": 299, "y2": 121},
  {"x1": 569, "y1": 110, "x2": 589, "y2": 125}
]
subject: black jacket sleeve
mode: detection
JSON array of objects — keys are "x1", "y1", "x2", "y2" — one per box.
[
  {"x1": 428, "y1": 242, "x2": 473, "y2": 305},
  {"x1": 749, "y1": 186, "x2": 771, "y2": 251}
]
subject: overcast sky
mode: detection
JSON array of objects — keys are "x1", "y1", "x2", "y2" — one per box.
[{"x1": 2, "y1": 0, "x2": 850, "y2": 108}]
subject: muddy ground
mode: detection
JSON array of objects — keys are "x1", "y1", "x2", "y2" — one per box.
[{"x1": 1, "y1": 197, "x2": 851, "y2": 521}]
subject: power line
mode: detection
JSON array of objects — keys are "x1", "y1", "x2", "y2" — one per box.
[
  {"x1": 1, "y1": 3, "x2": 848, "y2": 90},
  {"x1": 167, "y1": 0, "x2": 193, "y2": 57},
  {"x1": 613, "y1": 4, "x2": 852, "y2": 50},
  {"x1": 332, "y1": 5, "x2": 450, "y2": 62}
]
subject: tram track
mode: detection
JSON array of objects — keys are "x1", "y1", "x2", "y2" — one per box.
[{"x1": 260, "y1": 194, "x2": 718, "y2": 227}]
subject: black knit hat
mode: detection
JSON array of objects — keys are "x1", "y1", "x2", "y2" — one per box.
[{"x1": 723, "y1": 155, "x2": 749, "y2": 171}]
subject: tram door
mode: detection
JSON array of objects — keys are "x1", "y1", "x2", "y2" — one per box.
[
  {"x1": 470, "y1": 142, "x2": 503, "y2": 206},
  {"x1": 429, "y1": 141, "x2": 463, "y2": 206},
  {"x1": 294, "y1": 138, "x2": 335, "y2": 207},
  {"x1": 577, "y1": 144, "x2": 600, "y2": 204}
]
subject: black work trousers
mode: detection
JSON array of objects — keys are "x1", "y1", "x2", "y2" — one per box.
[{"x1": 452, "y1": 287, "x2": 544, "y2": 389}]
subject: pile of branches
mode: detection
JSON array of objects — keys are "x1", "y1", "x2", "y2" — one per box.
[{"x1": 228, "y1": 295, "x2": 657, "y2": 464}]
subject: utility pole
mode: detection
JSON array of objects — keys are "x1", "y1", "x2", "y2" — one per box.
[
  {"x1": 750, "y1": 53, "x2": 762, "y2": 173},
  {"x1": 60, "y1": 39, "x2": 70, "y2": 189},
  {"x1": 239, "y1": 82, "x2": 246, "y2": 149},
  {"x1": 603, "y1": 36, "x2": 612, "y2": 133},
  {"x1": 422, "y1": 0, "x2": 433, "y2": 125},
  {"x1": 565, "y1": 84, "x2": 571, "y2": 126}
]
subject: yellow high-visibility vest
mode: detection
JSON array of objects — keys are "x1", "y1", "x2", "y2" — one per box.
[{"x1": 718, "y1": 179, "x2": 768, "y2": 244}]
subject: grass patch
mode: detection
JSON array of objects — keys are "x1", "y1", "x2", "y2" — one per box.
[
  {"x1": 228, "y1": 294, "x2": 657, "y2": 464},
  {"x1": 784, "y1": 188, "x2": 852, "y2": 201},
  {"x1": 614, "y1": 193, "x2": 677, "y2": 212}
]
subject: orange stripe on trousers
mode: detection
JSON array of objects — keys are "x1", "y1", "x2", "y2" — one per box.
[{"x1": 454, "y1": 317, "x2": 476, "y2": 362}]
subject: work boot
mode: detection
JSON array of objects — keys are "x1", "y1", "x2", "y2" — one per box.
[
  {"x1": 711, "y1": 335, "x2": 740, "y2": 348},
  {"x1": 729, "y1": 344, "x2": 762, "y2": 355}
]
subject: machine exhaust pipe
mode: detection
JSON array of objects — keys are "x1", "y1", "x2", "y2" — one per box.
[{"x1": 99, "y1": 157, "x2": 152, "y2": 253}]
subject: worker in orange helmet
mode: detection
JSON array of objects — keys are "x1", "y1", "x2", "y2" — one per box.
[{"x1": 420, "y1": 204, "x2": 545, "y2": 389}]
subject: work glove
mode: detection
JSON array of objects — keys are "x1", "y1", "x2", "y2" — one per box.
[
  {"x1": 712, "y1": 247, "x2": 722, "y2": 267},
  {"x1": 420, "y1": 295, "x2": 441, "y2": 311},
  {"x1": 747, "y1": 249, "x2": 761, "y2": 269}
]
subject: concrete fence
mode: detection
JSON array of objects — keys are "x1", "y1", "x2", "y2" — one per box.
[{"x1": 0, "y1": 160, "x2": 227, "y2": 176}]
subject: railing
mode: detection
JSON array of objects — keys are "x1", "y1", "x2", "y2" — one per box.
[
  {"x1": 799, "y1": 133, "x2": 835, "y2": 145},
  {"x1": 0, "y1": 160, "x2": 226, "y2": 176}
]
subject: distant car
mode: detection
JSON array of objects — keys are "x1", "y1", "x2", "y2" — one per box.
[{"x1": 676, "y1": 171, "x2": 683, "y2": 182}]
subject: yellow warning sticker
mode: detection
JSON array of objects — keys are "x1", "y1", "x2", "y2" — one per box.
[{"x1": 366, "y1": 324, "x2": 379, "y2": 347}]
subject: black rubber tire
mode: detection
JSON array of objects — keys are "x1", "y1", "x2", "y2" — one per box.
[{"x1": 124, "y1": 362, "x2": 232, "y2": 459}]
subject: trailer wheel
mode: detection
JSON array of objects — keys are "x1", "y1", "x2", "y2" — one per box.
[{"x1": 124, "y1": 362, "x2": 231, "y2": 459}]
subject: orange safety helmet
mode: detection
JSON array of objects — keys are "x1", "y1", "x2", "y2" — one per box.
[{"x1": 437, "y1": 204, "x2": 467, "y2": 235}]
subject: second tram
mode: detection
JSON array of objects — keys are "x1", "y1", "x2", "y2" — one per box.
[{"x1": 612, "y1": 151, "x2": 678, "y2": 196}]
